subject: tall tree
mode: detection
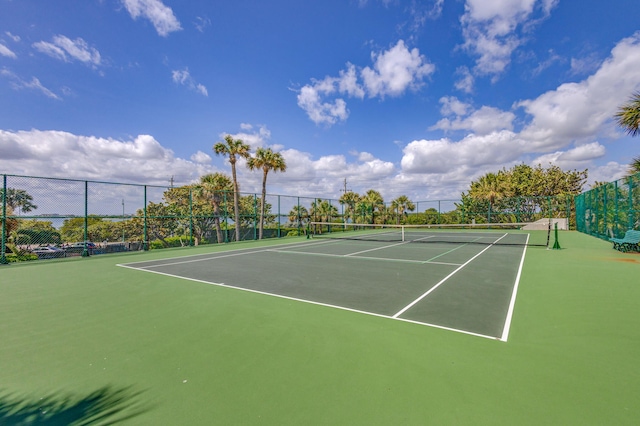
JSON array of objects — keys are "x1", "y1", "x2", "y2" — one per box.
[
  {"x1": 362, "y1": 189, "x2": 384, "y2": 223},
  {"x1": 629, "y1": 155, "x2": 640, "y2": 176},
  {"x1": 338, "y1": 191, "x2": 361, "y2": 223},
  {"x1": 195, "y1": 173, "x2": 233, "y2": 243},
  {"x1": 0, "y1": 188, "x2": 37, "y2": 214},
  {"x1": 288, "y1": 205, "x2": 309, "y2": 228},
  {"x1": 213, "y1": 135, "x2": 251, "y2": 242},
  {"x1": 391, "y1": 195, "x2": 416, "y2": 224},
  {"x1": 468, "y1": 172, "x2": 512, "y2": 221},
  {"x1": 615, "y1": 92, "x2": 640, "y2": 137},
  {"x1": 615, "y1": 92, "x2": 640, "y2": 175},
  {"x1": 247, "y1": 147, "x2": 287, "y2": 239}
]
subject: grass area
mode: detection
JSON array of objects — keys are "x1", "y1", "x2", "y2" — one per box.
[{"x1": 1, "y1": 232, "x2": 639, "y2": 425}]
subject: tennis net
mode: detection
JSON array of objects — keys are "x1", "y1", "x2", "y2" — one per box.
[{"x1": 308, "y1": 222, "x2": 553, "y2": 247}]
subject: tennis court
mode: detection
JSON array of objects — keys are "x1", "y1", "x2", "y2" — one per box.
[
  {"x1": 2, "y1": 230, "x2": 640, "y2": 425},
  {"x1": 119, "y1": 225, "x2": 539, "y2": 341}
]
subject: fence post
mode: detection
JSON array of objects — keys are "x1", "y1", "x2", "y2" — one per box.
[
  {"x1": 82, "y1": 181, "x2": 89, "y2": 257},
  {"x1": 628, "y1": 176, "x2": 634, "y2": 231},
  {"x1": 189, "y1": 187, "x2": 194, "y2": 246},
  {"x1": 1, "y1": 175, "x2": 7, "y2": 264},
  {"x1": 277, "y1": 195, "x2": 281, "y2": 238},
  {"x1": 253, "y1": 194, "x2": 257, "y2": 240},
  {"x1": 143, "y1": 185, "x2": 148, "y2": 250}
]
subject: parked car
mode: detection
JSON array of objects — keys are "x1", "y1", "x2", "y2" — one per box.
[
  {"x1": 64, "y1": 242, "x2": 97, "y2": 250},
  {"x1": 63, "y1": 242, "x2": 98, "y2": 255},
  {"x1": 31, "y1": 245, "x2": 66, "y2": 259}
]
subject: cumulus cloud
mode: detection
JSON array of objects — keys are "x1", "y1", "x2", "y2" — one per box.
[
  {"x1": 33, "y1": 35, "x2": 101, "y2": 67},
  {"x1": 190, "y1": 151, "x2": 212, "y2": 163},
  {"x1": 517, "y1": 31, "x2": 640, "y2": 150},
  {"x1": 396, "y1": 32, "x2": 640, "y2": 196},
  {"x1": 297, "y1": 40, "x2": 434, "y2": 125},
  {"x1": 172, "y1": 68, "x2": 208, "y2": 96},
  {"x1": 121, "y1": 0, "x2": 182, "y2": 37},
  {"x1": 460, "y1": 0, "x2": 558, "y2": 78},
  {"x1": 361, "y1": 40, "x2": 435, "y2": 97},
  {"x1": 530, "y1": 142, "x2": 606, "y2": 169},
  {"x1": 431, "y1": 105, "x2": 516, "y2": 135},
  {"x1": 0, "y1": 130, "x2": 214, "y2": 185}
]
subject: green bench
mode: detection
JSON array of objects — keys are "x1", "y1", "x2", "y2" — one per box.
[{"x1": 610, "y1": 230, "x2": 640, "y2": 252}]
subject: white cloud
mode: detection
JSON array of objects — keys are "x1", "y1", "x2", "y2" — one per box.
[
  {"x1": 171, "y1": 68, "x2": 208, "y2": 96},
  {"x1": 0, "y1": 129, "x2": 214, "y2": 185},
  {"x1": 460, "y1": 0, "x2": 558, "y2": 78},
  {"x1": 5, "y1": 32, "x2": 20, "y2": 42},
  {"x1": 517, "y1": 32, "x2": 640, "y2": 151},
  {"x1": 401, "y1": 132, "x2": 525, "y2": 175},
  {"x1": 530, "y1": 142, "x2": 605, "y2": 169},
  {"x1": 33, "y1": 35, "x2": 101, "y2": 67},
  {"x1": 438, "y1": 96, "x2": 471, "y2": 116},
  {"x1": 121, "y1": 0, "x2": 182, "y2": 37},
  {"x1": 361, "y1": 40, "x2": 435, "y2": 97},
  {"x1": 194, "y1": 16, "x2": 211, "y2": 33},
  {"x1": 296, "y1": 83, "x2": 349, "y2": 126},
  {"x1": 0, "y1": 43, "x2": 16, "y2": 59},
  {"x1": 297, "y1": 40, "x2": 433, "y2": 125},
  {"x1": 431, "y1": 105, "x2": 516, "y2": 135},
  {"x1": 454, "y1": 66, "x2": 474, "y2": 93},
  {"x1": 397, "y1": 32, "x2": 640, "y2": 198},
  {"x1": 1, "y1": 69, "x2": 60, "y2": 100},
  {"x1": 190, "y1": 151, "x2": 212, "y2": 164}
]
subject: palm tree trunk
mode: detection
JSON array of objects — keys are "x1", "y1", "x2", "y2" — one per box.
[
  {"x1": 212, "y1": 201, "x2": 223, "y2": 243},
  {"x1": 231, "y1": 162, "x2": 240, "y2": 242},
  {"x1": 259, "y1": 170, "x2": 267, "y2": 239}
]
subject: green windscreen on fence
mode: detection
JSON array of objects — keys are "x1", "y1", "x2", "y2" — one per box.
[{"x1": 575, "y1": 172, "x2": 640, "y2": 240}]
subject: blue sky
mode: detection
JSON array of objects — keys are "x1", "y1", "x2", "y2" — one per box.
[{"x1": 1, "y1": 0, "x2": 640, "y2": 203}]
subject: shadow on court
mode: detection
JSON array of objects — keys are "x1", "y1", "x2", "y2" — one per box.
[{"x1": 0, "y1": 385, "x2": 152, "y2": 425}]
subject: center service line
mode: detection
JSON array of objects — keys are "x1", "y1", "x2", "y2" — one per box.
[{"x1": 392, "y1": 233, "x2": 508, "y2": 318}]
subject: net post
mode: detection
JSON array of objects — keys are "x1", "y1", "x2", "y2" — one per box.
[{"x1": 552, "y1": 222, "x2": 561, "y2": 249}]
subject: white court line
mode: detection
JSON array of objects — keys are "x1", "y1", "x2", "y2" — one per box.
[
  {"x1": 120, "y1": 239, "x2": 335, "y2": 269},
  {"x1": 268, "y1": 248, "x2": 462, "y2": 267},
  {"x1": 500, "y1": 234, "x2": 529, "y2": 342},
  {"x1": 392, "y1": 233, "x2": 509, "y2": 319},
  {"x1": 344, "y1": 240, "x2": 410, "y2": 256},
  {"x1": 116, "y1": 263, "x2": 499, "y2": 341}
]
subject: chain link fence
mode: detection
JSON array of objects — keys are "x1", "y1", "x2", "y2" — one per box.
[
  {"x1": 575, "y1": 172, "x2": 640, "y2": 241},
  {"x1": 1, "y1": 174, "x2": 575, "y2": 263}
]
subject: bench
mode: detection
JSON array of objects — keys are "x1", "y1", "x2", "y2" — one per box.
[{"x1": 610, "y1": 230, "x2": 640, "y2": 252}]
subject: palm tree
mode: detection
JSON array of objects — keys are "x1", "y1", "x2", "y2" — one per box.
[
  {"x1": 0, "y1": 188, "x2": 37, "y2": 214},
  {"x1": 628, "y1": 155, "x2": 640, "y2": 176},
  {"x1": 213, "y1": 135, "x2": 251, "y2": 242},
  {"x1": 615, "y1": 92, "x2": 640, "y2": 137},
  {"x1": 615, "y1": 93, "x2": 640, "y2": 176},
  {"x1": 338, "y1": 191, "x2": 361, "y2": 223},
  {"x1": 196, "y1": 173, "x2": 233, "y2": 243},
  {"x1": 309, "y1": 199, "x2": 338, "y2": 233},
  {"x1": 288, "y1": 205, "x2": 309, "y2": 229},
  {"x1": 469, "y1": 172, "x2": 511, "y2": 222},
  {"x1": 391, "y1": 195, "x2": 416, "y2": 224},
  {"x1": 362, "y1": 189, "x2": 384, "y2": 224},
  {"x1": 247, "y1": 147, "x2": 287, "y2": 239}
]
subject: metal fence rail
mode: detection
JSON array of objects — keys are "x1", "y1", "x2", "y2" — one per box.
[{"x1": 1, "y1": 173, "x2": 574, "y2": 263}]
